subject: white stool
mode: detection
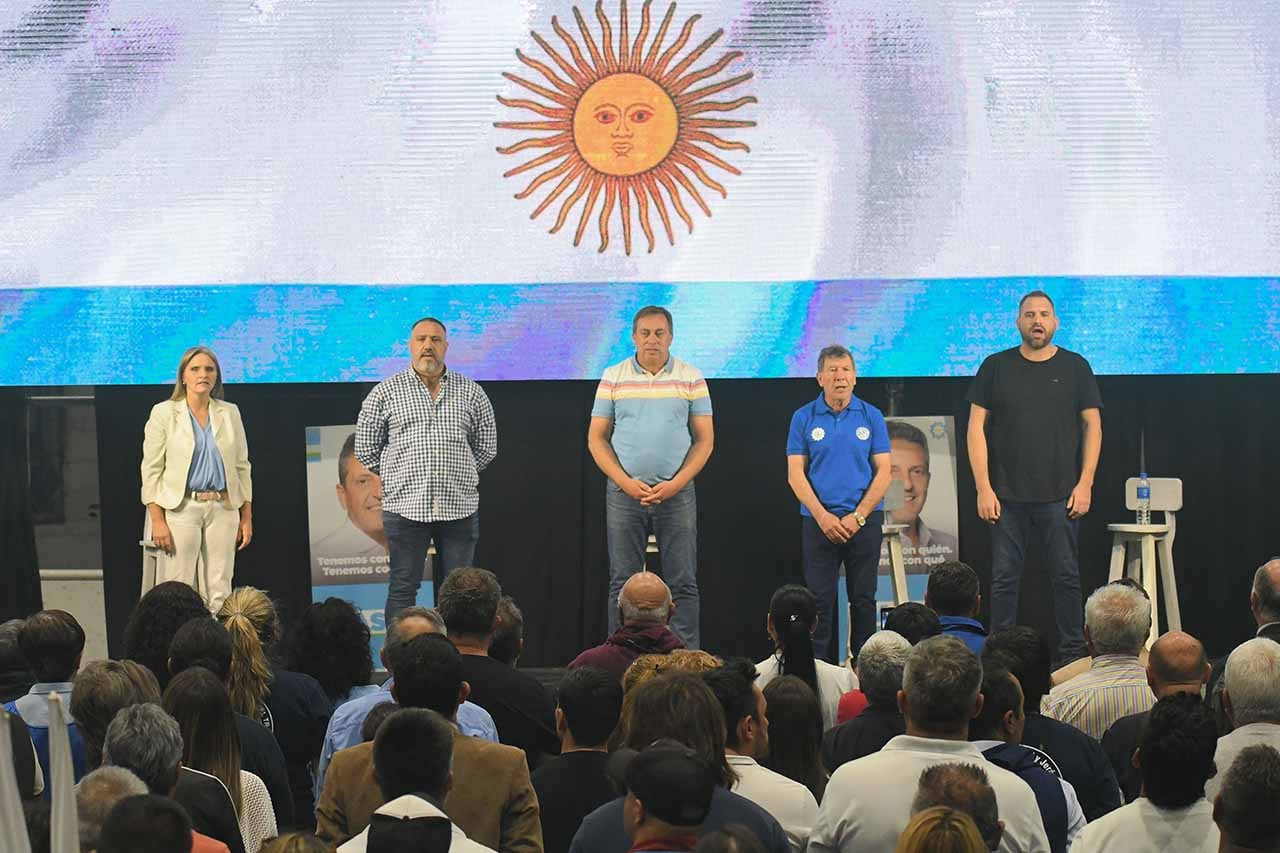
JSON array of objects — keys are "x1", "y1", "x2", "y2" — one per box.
[
  {"x1": 1107, "y1": 477, "x2": 1182, "y2": 648},
  {"x1": 882, "y1": 479, "x2": 910, "y2": 605}
]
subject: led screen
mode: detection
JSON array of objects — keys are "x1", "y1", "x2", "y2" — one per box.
[{"x1": 3, "y1": 1, "x2": 1279, "y2": 383}]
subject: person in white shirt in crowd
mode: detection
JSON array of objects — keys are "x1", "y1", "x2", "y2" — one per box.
[
  {"x1": 809, "y1": 635, "x2": 1049, "y2": 853},
  {"x1": 338, "y1": 707, "x2": 495, "y2": 852},
  {"x1": 703, "y1": 658, "x2": 818, "y2": 852},
  {"x1": 1073, "y1": 693, "x2": 1219, "y2": 853},
  {"x1": 1212, "y1": 744, "x2": 1280, "y2": 853},
  {"x1": 911, "y1": 763, "x2": 1003, "y2": 851},
  {"x1": 1206, "y1": 638, "x2": 1280, "y2": 802},
  {"x1": 1041, "y1": 582, "x2": 1155, "y2": 739},
  {"x1": 755, "y1": 585, "x2": 856, "y2": 732}
]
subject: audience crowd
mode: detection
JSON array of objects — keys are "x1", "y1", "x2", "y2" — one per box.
[{"x1": 5, "y1": 558, "x2": 1280, "y2": 853}]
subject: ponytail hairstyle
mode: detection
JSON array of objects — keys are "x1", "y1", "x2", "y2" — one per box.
[
  {"x1": 769, "y1": 585, "x2": 820, "y2": 699},
  {"x1": 217, "y1": 587, "x2": 279, "y2": 719}
]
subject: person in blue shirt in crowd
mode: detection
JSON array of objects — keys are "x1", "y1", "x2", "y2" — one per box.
[
  {"x1": 3, "y1": 609, "x2": 88, "y2": 791},
  {"x1": 926, "y1": 561, "x2": 988, "y2": 655},
  {"x1": 786, "y1": 345, "x2": 892, "y2": 664},
  {"x1": 314, "y1": 606, "x2": 496, "y2": 800}
]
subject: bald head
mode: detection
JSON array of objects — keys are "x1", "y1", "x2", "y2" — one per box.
[
  {"x1": 618, "y1": 572, "x2": 673, "y2": 626},
  {"x1": 1146, "y1": 631, "x2": 1210, "y2": 696},
  {"x1": 1251, "y1": 560, "x2": 1280, "y2": 626}
]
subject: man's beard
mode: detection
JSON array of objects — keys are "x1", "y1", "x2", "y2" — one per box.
[{"x1": 1022, "y1": 330, "x2": 1053, "y2": 349}]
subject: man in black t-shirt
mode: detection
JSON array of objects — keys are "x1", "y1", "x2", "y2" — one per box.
[{"x1": 967, "y1": 290, "x2": 1102, "y2": 666}]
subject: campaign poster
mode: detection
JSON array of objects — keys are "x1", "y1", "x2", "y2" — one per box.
[
  {"x1": 878, "y1": 415, "x2": 961, "y2": 577},
  {"x1": 838, "y1": 415, "x2": 960, "y2": 660},
  {"x1": 305, "y1": 425, "x2": 433, "y2": 662}
]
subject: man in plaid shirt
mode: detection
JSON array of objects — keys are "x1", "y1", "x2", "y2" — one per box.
[{"x1": 355, "y1": 317, "x2": 497, "y2": 627}]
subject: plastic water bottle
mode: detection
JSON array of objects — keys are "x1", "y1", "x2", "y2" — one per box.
[{"x1": 1136, "y1": 472, "x2": 1151, "y2": 525}]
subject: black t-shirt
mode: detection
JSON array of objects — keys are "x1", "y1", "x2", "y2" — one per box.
[
  {"x1": 1022, "y1": 712, "x2": 1121, "y2": 821},
  {"x1": 235, "y1": 711, "x2": 295, "y2": 829},
  {"x1": 1100, "y1": 709, "x2": 1147, "y2": 803},
  {"x1": 460, "y1": 655, "x2": 560, "y2": 768},
  {"x1": 967, "y1": 347, "x2": 1102, "y2": 502},
  {"x1": 819, "y1": 703, "x2": 905, "y2": 774},
  {"x1": 530, "y1": 750, "x2": 613, "y2": 853},
  {"x1": 263, "y1": 667, "x2": 333, "y2": 830},
  {"x1": 175, "y1": 766, "x2": 248, "y2": 853}
]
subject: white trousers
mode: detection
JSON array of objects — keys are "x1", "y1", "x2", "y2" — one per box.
[{"x1": 158, "y1": 497, "x2": 239, "y2": 613}]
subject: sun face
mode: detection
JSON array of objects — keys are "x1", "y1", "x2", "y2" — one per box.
[
  {"x1": 496, "y1": 0, "x2": 756, "y2": 254},
  {"x1": 574, "y1": 73, "x2": 679, "y2": 176}
]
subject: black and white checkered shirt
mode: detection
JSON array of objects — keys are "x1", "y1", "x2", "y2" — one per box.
[{"x1": 354, "y1": 367, "x2": 497, "y2": 522}]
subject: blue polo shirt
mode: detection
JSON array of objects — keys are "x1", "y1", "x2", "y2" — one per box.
[{"x1": 786, "y1": 394, "x2": 890, "y2": 517}]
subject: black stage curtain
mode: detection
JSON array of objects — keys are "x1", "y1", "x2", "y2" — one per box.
[
  {"x1": 97, "y1": 374, "x2": 1278, "y2": 665},
  {"x1": 0, "y1": 388, "x2": 43, "y2": 620}
]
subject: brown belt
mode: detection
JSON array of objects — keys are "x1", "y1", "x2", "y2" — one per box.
[{"x1": 189, "y1": 490, "x2": 228, "y2": 502}]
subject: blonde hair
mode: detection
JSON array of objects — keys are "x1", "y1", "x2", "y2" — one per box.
[
  {"x1": 217, "y1": 587, "x2": 279, "y2": 718},
  {"x1": 895, "y1": 807, "x2": 987, "y2": 853},
  {"x1": 611, "y1": 649, "x2": 723, "y2": 750},
  {"x1": 622, "y1": 649, "x2": 722, "y2": 693},
  {"x1": 169, "y1": 345, "x2": 226, "y2": 401}
]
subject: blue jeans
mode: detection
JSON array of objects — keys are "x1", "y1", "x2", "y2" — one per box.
[
  {"x1": 382, "y1": 511, "x2": 479, "y2": 629},
  {"x1": 801, "y1": 512, "x2": 884, "y2": 664},
  {"x1": 606, "y1": 482, "x2": 700, "y2": 649},
  {"x1": 990, "y1": 499, "x2": 1087, "y2": 666}
]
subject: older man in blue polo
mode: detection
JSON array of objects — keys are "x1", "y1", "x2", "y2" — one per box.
[{"x1": 787, "y1": 345, "x2": 892, "y2": 664}]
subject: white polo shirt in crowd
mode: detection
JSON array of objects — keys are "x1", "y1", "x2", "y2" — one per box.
[
  {"x1": 756, "y1": 655, "x2": 857, "y2": 732},
  {"x1": 727, "y1": 754, "x2": 818, "y2": 852},
  {"x1": 808, "y1": 735, "x2": 1050, "y2": 853},
  {"x1": 1072, "y1": 798, "x2": 1218, "y2": 853},
  {"x1": 1205, "y1": 722, "x2": 1280, "y2": 802}
]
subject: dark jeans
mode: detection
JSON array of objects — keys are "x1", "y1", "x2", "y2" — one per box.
[
  {"x1": 382, "y1": 510, "x2": 479, "y2": 629},
  {"x1": 801, "y1": 511, "x2": 884, "y2": 664},
  {"x1": 606, "y1": 482, "x2": 700, "y2": 649},
  {"x1": 990, "y1": 498, "x2": 1087, "y2": 666}
]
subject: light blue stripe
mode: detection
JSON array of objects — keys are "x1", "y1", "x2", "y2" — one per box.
[{"x1": 2, "y1": 278, "x2": 1278, "y2": 385}]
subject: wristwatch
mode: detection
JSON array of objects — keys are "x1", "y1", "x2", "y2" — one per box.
[{"x1": 853, "y1": 512, "x2": 867, "y2": 528}]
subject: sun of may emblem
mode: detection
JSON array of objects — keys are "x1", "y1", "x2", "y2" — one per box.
[{"x1": 495, "y1": 0, "x2": 756, "y2": 254}]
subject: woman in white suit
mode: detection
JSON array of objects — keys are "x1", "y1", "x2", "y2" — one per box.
[{"x1": 141, "y1": 346, "x2": 253, "y2": 613}]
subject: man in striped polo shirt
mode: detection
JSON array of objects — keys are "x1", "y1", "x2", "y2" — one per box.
[
  {"x1": 588, "y1": 306, "x2": 714, "y2": 649},
  {"x1": 1042, "y1": 582, "x2": 1155, "y2": 739}
]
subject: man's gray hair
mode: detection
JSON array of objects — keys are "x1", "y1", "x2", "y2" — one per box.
[
  {"x1": 1215, "y1": 744, "x2": 1280, "y2": 851},
  {"x1": 1224, "y1": 638, "x2": 1280, "y2": 726},
  {"x1": 902, "y1": 636, "x2": 983, "y2": 730},
  {"x1": 101, "y1": 703, "x2": 183, "y2": 794},
  {"x1": 1084, "y1": 583, "x2": 1152, "y2": 656},
  {"x1": 912, "y1": 763, "x2": 1001, "y2": 851},
  {"x1": 77, "y1": 766, "x2": 148, "y2": 851},
  {"x1": 857, "y1": 630, "x2": 912, "y2": 707},
  {"x1": 388, "y1": 606, "x2": 447, "y2": 643},
  {"x1": 619, "y1": 585, "x2": 673, "y2": 626},
  {"x1": 816, "y1": 345, "x2": 854, "y2": 372}
]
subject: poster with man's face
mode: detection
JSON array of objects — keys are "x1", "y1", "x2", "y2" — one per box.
[
  {"x1": 306, "y1": 425, "x2": 391, "y2": 586},
  {"x1": 878, "y1": 416, "x2": 960, "y2": 573},
  {"x1": 306, "y1": 425, "x2": 435, "y2": 661}
]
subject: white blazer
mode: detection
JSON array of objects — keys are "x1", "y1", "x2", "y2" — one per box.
[{"x1": 140, "y1": 398, "x2": 253, "y2": 510}]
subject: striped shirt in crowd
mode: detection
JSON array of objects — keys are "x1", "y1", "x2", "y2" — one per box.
[{"x1": 1041, "y1": 654, "x2": 1156, "y2": 740}]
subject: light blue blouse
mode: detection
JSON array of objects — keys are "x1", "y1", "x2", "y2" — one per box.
[{"x1": 186, "y1": 408, "x2": 228, "y2": 491}]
